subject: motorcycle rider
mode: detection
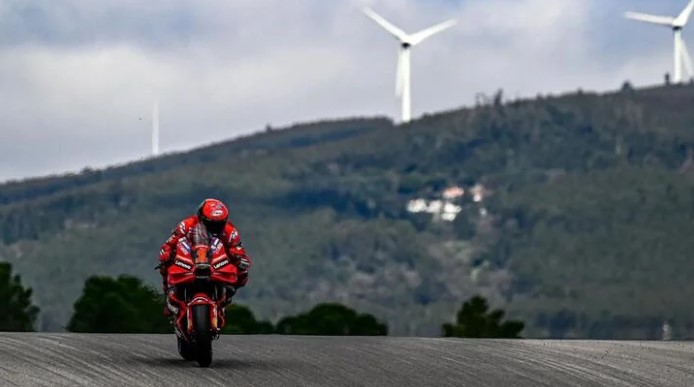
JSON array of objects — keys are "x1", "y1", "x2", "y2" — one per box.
[{"x1": 158, "y1": 198, "x2": 251, "y2": 317}]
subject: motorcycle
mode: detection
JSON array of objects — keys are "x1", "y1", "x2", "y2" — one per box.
[{"x1": 161, "y1": 225, "x2": 238, "y2": 367}]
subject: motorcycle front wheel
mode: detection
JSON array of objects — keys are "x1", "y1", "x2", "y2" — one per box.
[{"x1": 193, "y1": 304, "x2": 213, "y2": 367}]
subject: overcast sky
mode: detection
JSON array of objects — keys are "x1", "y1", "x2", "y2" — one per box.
[{"x1": 0, "y1": 0, "x2": 691, "y2": 181}]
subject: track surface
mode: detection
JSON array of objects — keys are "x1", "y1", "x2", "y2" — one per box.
[{"x1": 0, "y1": 334, "x2": 692, "y2": 386}]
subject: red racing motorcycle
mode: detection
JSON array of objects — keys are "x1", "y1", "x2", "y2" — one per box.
[{"x1": 164, "y1": 226, "x2": 238, "y2": 367}]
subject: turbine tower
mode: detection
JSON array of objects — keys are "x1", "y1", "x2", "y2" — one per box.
[
  {"x1": 625, "y1": 0, "x2": 694, "y2": 83},
  {"x1": 363, "y1": 7, "x2": 456, "y2": 123},
  {"x1": 152, "y1": 100, "x2": 160, "y2": 156}
]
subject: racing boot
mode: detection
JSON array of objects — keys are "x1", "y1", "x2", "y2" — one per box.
[
  {"x1": 217, "y1": 285, "x2": 236, "y2": 324},
  {"x1": 162, "y1": 282, "x2": 175, "y2": 319}
]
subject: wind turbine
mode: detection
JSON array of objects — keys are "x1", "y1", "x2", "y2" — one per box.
[
  {"x1": 152, "y1": 100, "x2": 160, "y2": 156},
  {"x1": 625, "y1": 0, "x2": 694, "y2": 83},
  {"x1": 363, "y1": 7, "x2": 456, "y2": 123}
]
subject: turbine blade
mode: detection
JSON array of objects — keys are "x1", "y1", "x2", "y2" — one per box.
[
  {"x1": 675, "y1": 0, "x2": 694, "y2": 26},
  {"x1": 681, "y1": 37, "x2": 694, "y2": 78},
  {"x1": 362, "y1": 7, "x2": 408, "y2": 41},
  {"x1": 624, "y1": 12, "x2": 675, "y2": 26},
  {"x1": 410, "y1": 19, "x2": 457, "y2": 46}
]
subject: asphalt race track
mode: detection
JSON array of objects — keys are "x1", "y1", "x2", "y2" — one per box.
[{"x1": 0, "y1": 334, "x2": 692, "y2": 386}]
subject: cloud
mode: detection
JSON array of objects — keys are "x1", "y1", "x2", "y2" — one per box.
[{"x1": 0, "y1": 0, "x2": 690, "y2": 180}]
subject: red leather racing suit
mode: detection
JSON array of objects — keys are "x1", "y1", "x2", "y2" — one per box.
[{"x1": 158, "y1": 215, "x2": 251, "y2": 289}]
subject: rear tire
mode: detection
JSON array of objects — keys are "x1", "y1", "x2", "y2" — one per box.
[
  {"x1": 193, "y1": 305, "x2": 213, "y2": 367},
  {"x1": 177, "y1": 337, "x2": 195, "y2": 361}
]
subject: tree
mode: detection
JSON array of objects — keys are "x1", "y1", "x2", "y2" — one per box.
[
  {"x1": 0, "y1": 263, "x2": 39, "y2": 331},
  {"x1": 221, "y1": 304, "x2": 274, "y2": 334},
  {"x1": 276, "y1": 303, "x2": 387, "y2": 335},
  {"x1": 442, "y1": 295, "x2": 524, "y2": 338},
  {"x1": 620, "y1": 81, "x2": 635, "y2": 94},
  {"x1": 68, "y1": 275, "x2": 170, "y2": 333}
]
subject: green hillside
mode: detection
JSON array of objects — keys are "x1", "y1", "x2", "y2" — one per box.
[{"x1": 2, "y1": 84, "x2": 694, "y2": 337}]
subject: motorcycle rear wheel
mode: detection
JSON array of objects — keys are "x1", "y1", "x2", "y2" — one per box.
[{"x1": 177, "y1": 336, "x2": 195, "y2": 361}]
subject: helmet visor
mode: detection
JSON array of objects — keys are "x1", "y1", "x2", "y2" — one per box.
[{"x1": 203, "y1": 219, "x2": 226, "y2": 236}]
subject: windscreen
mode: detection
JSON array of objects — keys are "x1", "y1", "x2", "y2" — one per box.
[{"x1": 189, "y1": 223, "x2": 211, "y2": 248}]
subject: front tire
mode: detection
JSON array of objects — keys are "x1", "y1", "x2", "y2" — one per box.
[
  {"x1": 196, "y1": 339, "x2": 212, "y2": 368},
  {"x1": 193, "y1": 305, "x2": 213, "y2": 367}
]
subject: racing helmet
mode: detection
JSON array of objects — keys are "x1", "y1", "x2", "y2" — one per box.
[{"x1": 197, "y1": 198, "x2": 229, "y2": 236}]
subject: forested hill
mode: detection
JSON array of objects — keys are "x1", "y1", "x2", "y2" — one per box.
[{"x1": 2, "y1": 83, "x2": 694, "y2": 338}]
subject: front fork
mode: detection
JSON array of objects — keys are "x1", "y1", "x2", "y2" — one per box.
[
  {"x1": 187, "y1": 294, "x2": 220, "y2": 337},
  {"x1": 168, "y1": 287, "x2": 231, "y2": 340}
]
